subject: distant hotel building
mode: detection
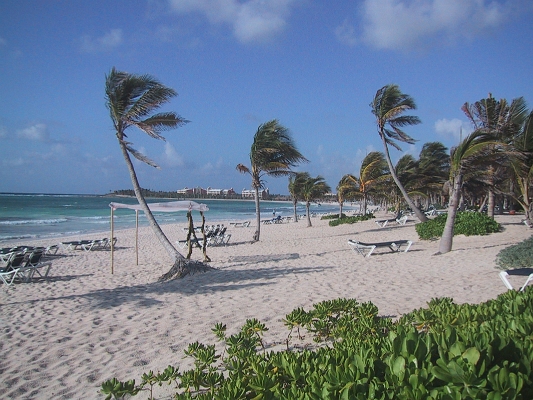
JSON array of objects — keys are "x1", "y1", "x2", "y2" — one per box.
[
  {"x1": 177, "y1": 186, "x2": 268, "y2": 199},
  {"x1": 241, "y1": 188, "x2": 269, "y2": 199},
  {"x1": 176, "y1": 186, "x2": 236, "y2": 197}
]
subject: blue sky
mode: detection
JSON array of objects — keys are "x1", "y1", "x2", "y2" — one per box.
[{"x1": 1, "y1": 0, "x2": 532, "y2": 195}]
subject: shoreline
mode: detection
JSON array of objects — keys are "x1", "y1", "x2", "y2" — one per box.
[{"x1": 1, "y1": 212, "x2": 530, "y2": 398}]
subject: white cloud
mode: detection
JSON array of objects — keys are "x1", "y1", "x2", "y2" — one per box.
[
  {"x1": 335, "y1": 19, "x2": 357, "y2": 47},
  {"x1": 168, "y1": 0, "x2": 297, "y2": 43},
  {"x1": 435, "y1": 118, "x2": 473, "y2": 142},
  {"x1": 162, "y1": 142, "x2": 185, "y2": 167},
  {"x1": 79, "y1": 29, "x2": 123, "y2": 53},
  {"x1": 16, "y1": 123, "x2": 49, "y2": 141},
  {"x1": 354, "y1": 0, "x2": 512, "y2": 51}
]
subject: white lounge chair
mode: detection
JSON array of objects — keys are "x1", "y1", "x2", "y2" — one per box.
[
  {"x1": 499, "y1": 270, "x2": 533, "y2": 292},
  {"x1": 348, "y1": 239, "x2": 413, "y2": 257}
]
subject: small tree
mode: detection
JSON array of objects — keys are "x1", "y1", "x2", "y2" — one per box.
[
  {"x1": 300, "y1": 175, "x2": 331, "y2": 227},
  {"x1": 237, "y1": 120, "x2": 308, "y2": 241},
  {"x1": 288, "y1": 172, "x2": 311, "y2": 222}
]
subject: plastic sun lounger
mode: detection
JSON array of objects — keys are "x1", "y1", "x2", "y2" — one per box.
[
  {"x1": 499, "y1": 270, "x2": 533, "y2": 292},
  {"x1": 348, "y1": 239, "x2": 413, "y2": 258}
]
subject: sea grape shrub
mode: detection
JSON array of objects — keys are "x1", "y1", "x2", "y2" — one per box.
[
  {"x1": 328, "y1": 213, "x2": 375, "y2": 226},
  {"x1": 495, "y1": 235, "x2": 533, "y2": 270},
  {"x1": 101, "y1": 290, "x2": 533, "y2": 399},
  {"x1": 415, "y1": 211, "x2": 501, "y2": 240}
]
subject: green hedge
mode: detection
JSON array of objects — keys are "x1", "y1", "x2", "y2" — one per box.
[
  {"x1": 416, "y1": 211, "x2": 501, "y2": 240},
  {"x1": 101, "y1": 290, "x2": 533, "y2": 399},
  {"x1": 328, "y1": 213, "x2": 375, "y2": 227},
  {"x1": 495, "y1": 235, "x2": 533, "y2": 270}
]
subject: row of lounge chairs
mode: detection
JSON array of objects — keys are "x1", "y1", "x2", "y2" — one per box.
[
  {"x1": 0, "y1": 248, "x2": 53, "y2": 287},
  {"x1": 59, "y1": 237, "x2": 117, "y2": 252}
]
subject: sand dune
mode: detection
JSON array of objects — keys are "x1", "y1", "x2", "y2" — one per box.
[{"x1": 1, "y1": 213, "x2": 531, "y2": 399}]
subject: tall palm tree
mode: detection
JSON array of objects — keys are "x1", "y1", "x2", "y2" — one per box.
[
  {"x1": 462, "y1": 95, "x2": 528, "y2": 217},
  {"x1": 105, "y1": 68, "x2": 202, "y2": 279},
  {"x1": 438, "y1": 131, "x2": 500, "y2": 254},
  {"x1": 288, "y1": 172, "x2": 311, "y2": 222},
  {"x1": 237, "y1": 120, "x2": 308, "y2": 241},
  {"x1": 300, "y1": 175, "x2": 331, "y2": 227},
  {"x1": 370, "y1": 84, "x2": 428, "y2": 222}
]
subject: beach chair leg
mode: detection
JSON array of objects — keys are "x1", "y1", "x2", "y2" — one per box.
[
  {"x1": 519, "y1": 274, "x2": 533, "y2": 292},
  {"x1": 499, "y1": 271, "x2": 514, "y2": 290}
]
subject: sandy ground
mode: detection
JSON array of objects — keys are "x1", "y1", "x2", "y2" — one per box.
[{"x1": 0, "y1": 212, "x2": 531, "y2": 399}]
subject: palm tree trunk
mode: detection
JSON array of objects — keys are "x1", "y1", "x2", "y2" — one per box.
[
  {"x1": 253, "y1": 187, "x2": 261, "y2": 241},
  {"x1": 306, "y1": 202, "x2": 312, "y2": 227},
  {"x1": 292, "y1": 199, "x2": 298, "y2": 222},
  {"x1": 339, "y1": 202, "x2": 343, "y2": 218},
  {"x1": 381, "y1": 137, "x2": 428, "y2": 222},
  {"x1": 438, "y1": 172, "x2": 463, "y2": 254},
  {"x1": 119, "y1": 143, "x2": 183, "y2": 262},
  {"x1": 487, "y1": 187, "x2": 495, "y2": 218}
]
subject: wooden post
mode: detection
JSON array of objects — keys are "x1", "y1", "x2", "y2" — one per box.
[
  {"x1": 135, "y1": 210, "x2": 139, "y2": 266},
  {"x1": 110, "y1": 207, "x2": 114, "y2": 274}
]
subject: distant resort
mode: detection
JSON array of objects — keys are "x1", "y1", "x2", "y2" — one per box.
[{"x1": 110, "y1": 186, "x2": 302, "y2": 202}]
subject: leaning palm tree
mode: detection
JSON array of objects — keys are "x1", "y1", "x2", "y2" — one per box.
[
  {"x1": 370, "y1": 84, "x2": 428, "y2": 222},
  {"x1": 357, "y1": 151, "x2": 389, "y2": 214},
  {"x1": 300, "y1": 175, "x2": 331, "y2": 227},
  {"x1": 438, "y1": 131, "x2": 500, "y2": 254},
  {"x1": 288, "y1": 172, "x2": 311, "y2": 222},
  {"x1": 237, "y1": 120, "x2": 308, "y2": 241},
  {"x1": 105, "y1": 67, "x2": 207, "y2": 279}
]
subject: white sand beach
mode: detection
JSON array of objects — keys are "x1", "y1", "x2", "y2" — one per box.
[{"x1": 1, "y1": 212, "x2": 531, "y2": 399}]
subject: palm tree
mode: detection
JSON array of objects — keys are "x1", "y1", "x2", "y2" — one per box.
[
  {"x1": 336, "y1": 174, "x2": 358, "y2": 217},
  {"x1": 462, "y1": 95, "x2": 528, "y2": 217},
  {"x1": 510, "y1": 109, "x2": 533, "y2": 222},
  {"x1": 438, "y1": 131, "x2": 500, "y2": 254},
  {"x1": 418, "y1": 142, "x2": 449, "y2": 208},
  {"x1": 288, "y1": 172, "x2": 311, "y2": 222},
  {"x1": 237, "y1": 120, "x2": 308, "y2": 241},
  {"x1": 357, "y1": 151, "x2": 389, "y2": 214},
  {"x1": 105, "y1": 68, "x2": 205, "y2": 280},
  {"x1": 370, "y1": 84, "x2": 428, "y2": 222},
  {"x1": 300, "y1": 175, "x2": 331, "y2": 227}
]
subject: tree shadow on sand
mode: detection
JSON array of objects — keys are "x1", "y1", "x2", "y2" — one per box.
[{"x1": 4, "y1": 261, "x2": 332, "y2": 311}]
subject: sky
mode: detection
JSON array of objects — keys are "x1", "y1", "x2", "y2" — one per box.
[{"x1": 0, "y1": 0, "x2": 532, "y2": 196}]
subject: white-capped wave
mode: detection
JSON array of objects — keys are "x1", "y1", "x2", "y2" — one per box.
[{"x1": 0, "y1": 218, "x2": 68, "y2": 226}]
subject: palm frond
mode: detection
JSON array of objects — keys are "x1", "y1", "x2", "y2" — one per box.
[{"x1": 124, "y1": 142, "x2": 160, "y2": 169}]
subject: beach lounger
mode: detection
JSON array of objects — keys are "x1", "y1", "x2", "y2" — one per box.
[
  {"x1": 0, "y1": 252, "x2": 26, "y2": 286},
  {"x1": 499, "y1": 270, "x2": 533, "y2": 292},
  {"x1": 22, "y1": 249, "x2": 52, "y2": 280},
  {"x1": 375, "y1": 215, "x2": 408, "y2": 228},
  {"x1": 229, "y1": 221, "x2": 250, "y2": 228},
  {"x1": 348, "y1": 239, "x2": 413, "y2": 257}
]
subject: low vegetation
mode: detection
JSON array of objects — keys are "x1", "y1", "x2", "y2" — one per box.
[
  {"x1": 415, "y1": 212, "x2": 501, "y2": 240},
  {"x1": 495, "y1": 235, "x2": 533, "y2": 270},
  {"x1": 101, "y1": 289, "x2": 533, "y2": 399},
  {"x1": 327, "y1": 213, "x2": 375, "y2": 227}
]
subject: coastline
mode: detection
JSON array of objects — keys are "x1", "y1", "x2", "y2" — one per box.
[{"x1": 1, "y1": 212, "x2": 530, "y2": 398}]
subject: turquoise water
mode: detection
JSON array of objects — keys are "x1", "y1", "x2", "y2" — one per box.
[{"x1": 0, "y1": 193, "x2": 347, "y2": 241}]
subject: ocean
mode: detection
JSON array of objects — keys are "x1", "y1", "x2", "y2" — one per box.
[{"x1": 0, "y1": 193, "x2": 349, "y2": 242}]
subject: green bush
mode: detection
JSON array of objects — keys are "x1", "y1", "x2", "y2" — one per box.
[
  {"x1": 495, "y1": 235, "x2": 533, "y2": 270},
  {"x1": 101, "y1": 290, "x2": 533, "y2": 399},
  {"x1": 321, "y1": 213, "x2": 346, "y2": 220},
  {"x1": 328, "y1": 213, "x2": 375, "y2": 226},
  {"x1": 415, "y1": 211, "x2": 501, "y2": 240}
]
